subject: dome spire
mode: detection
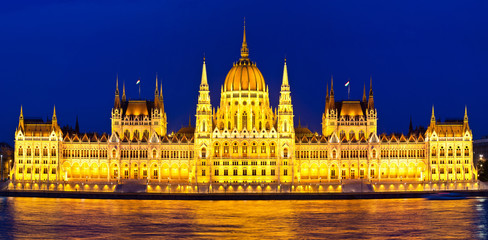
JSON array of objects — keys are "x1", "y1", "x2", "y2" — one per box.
[{"x1": 240, "y1": 18, "x2": 249, "y2": 60}]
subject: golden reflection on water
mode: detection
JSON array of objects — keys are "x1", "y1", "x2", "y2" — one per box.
[{"x1": 0, "y1": 197, "x2": 484, "y2": 239}]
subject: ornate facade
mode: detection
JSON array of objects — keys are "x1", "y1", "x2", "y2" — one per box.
[{"x1": 10, "y1": 26, "x2": 477, "y2": 192}]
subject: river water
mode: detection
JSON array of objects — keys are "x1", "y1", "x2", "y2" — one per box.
[{"x1": 0, "y1": 197, "x2": 486, "y2": 239}]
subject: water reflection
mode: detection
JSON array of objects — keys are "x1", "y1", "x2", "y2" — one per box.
[{"x1": 0, "y1": 197, "x2": 485, "y2": 239}]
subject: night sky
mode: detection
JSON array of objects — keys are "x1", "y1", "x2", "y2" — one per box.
[{"x1": 1, "y1": 1, "x2": 487, "y2": 146}]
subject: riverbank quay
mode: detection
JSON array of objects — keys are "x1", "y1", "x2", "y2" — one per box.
[{"x1": 1, "y1": 189, "x2": 488, "y2": 200}]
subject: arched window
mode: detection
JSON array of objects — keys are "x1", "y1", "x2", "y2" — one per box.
[
  {"x1": 112, "y1": 149, "x2": 117, "y2": 158},
  {"x1": 372, "y1": 149, "x2": 377, "y2": 158},
  {"x1": 242, "y1": 112, "x2": 247, "y2": 129},
  {"x1": 152, "y1": 149, "x2": 157, "y2": 158},
  {"x1": 143, "y1": 130, "x2": 149, "y2": 139},
  {"x1": 359, "y1": 130, "x2": 365, "y2": 139},
  {"x1": 242, "y1": 142, "x2": 248, "y2": 157},
  {"x1": 201, "y1": 148, "x2": 207, "y2": 158},
  {"x1": 465, "y1": 146, "x2": 469, "y2": 156},
  {"x1": 448, "y1": 146, "x2": 453, "y2": 157},
  {"x1": 43, "y1": 147, "x2": 48, "y2": 156},
  {"x1": 252, "y1": 112, "x2": 256, "y2": 129},
  {"x1": 234, "y1": 113, "x2": 238, "y2": 129},
  {"x1": 51, "y1": 146, "x2": 57, "y2": 157},
  {"x1": 35, "y1": 147, "x2": 40, "y2": 157},
  {"x1": 270, "y1": 143, "x2": 276, "y2": 157},
  {"x1": 340, "y1": 130, "x2": 346, "y2": 139},
  {"x1": 261, "y1": 143, "x2": 267, "y2": 154},
  {"x1": 202, "y1": 121, "x2": 206, "y2": 132},
  {"x1": 456, "y1": 146, "x2": 461, "y2": 157},
  {"x1": 233, "y1": 142, "x2": 238, "y2": 153},
  {"x1": 284, "y1": 121, "x2": 288, "y2": 132},
  {"x1": 440, "y1": 147, "x2": 445, "y2": 157},
  {"x1": 349, "y1": 130, "x2": 355, "y2": 140},
  {"x1": 18, "y1": 146, "x2": 23, "y2": 156},
  {"x1": 124, "y1": 130, "x2": 130, "y2": 139},
  {"x1": 133, "y1": 130, "x2": 140, "y2": 139},
  {"x1": 214, "y1": 143, "x2": 220, "y2": 157},
  {"x1": 432, "y1": 147, "x2": 437, "y2": 157},
  {"x1": 27, "y1": 147, "x2": 31, "y2": 157},
  {"x1": 283, "y1": 148, "x2": 288, "y2": 158},
  {"x1": 332, "y1": 149, "x2": 337, "y2": 158}
]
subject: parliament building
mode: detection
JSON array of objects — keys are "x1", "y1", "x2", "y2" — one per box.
[{"x1": 10, "y1": 26, "x2": 477, "y2": 193}]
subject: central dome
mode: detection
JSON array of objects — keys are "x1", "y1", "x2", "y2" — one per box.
[
  {"x1": 224, "y1": 61, "x2": 265, "y2": 92},
  {"x1": 223, "y1": 23, "x2": 266, "y2": 92}
]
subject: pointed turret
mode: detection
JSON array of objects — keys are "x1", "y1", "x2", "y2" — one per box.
[
  {"x1": 122, "y1": 81, "x2": 126, "y2": 102},
  {"x1": 368, "y1": 76, "x2": 374, "y2": 109},
  {"x1": 430, "y1": 105, "x2": 436, "y2": 126},
  {"x1": 200, "y1": 57, "x2": 209, "y2": 89},
  {"x1": 325, "y1": 83, "x2": 329, "y2": 111},
  {"x1": 52, "y1": 105, "x2": 58, "y2": 127},
  {"x1": 18, "y1": 105, "x2": 24, "y2": 131},
  {"x1": 329, "y1": 76, "x2": 335, "y2": 109},
  {"x1": 281, "y1": 58, "x2": 289, "y2": 90},
  {"x1": 278, "y1": 58, "x2": 294, "y2": 134},
  {"x1": 464, "y1": 105, "x2": 470, "y2": 131},
  {"x1": 154, "y1": 74, "x2": 160, "y2": 109},
  {"x1": 196, "y1": 56, "x2": 212, "y2": 135},
  {"x1": 114, "y1": 74, "x2": 121, "y2": 108},
  {"x1": 240, "y1": 19, "x2": 249, "y2": 60},
  {"x1": 362, "y1": 83, "x2": 367, "y2": 103}
]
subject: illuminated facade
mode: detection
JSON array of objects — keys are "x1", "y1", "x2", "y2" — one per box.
[{"x1": 10, "y1": 26, "x2": 477, "y2": 192}]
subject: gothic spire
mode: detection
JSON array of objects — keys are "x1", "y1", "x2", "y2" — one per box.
[
  {"x1": 201, "y1": 56, "x2": 208, "y2": 88},
  {"x1": 329, "y1": 76, "x2": 335, "y2": 109},
  {"x1": 430, "y1": 105, "x2": 436, "y2": 124},
  {"x1": 52, "y1": 105, "x2": 57, "y2": 126},
  {"x1": 114, "y1": 74, "x2": 121, "y2": 108},
  {"x1": 240, "y1": 18, "x2": 249, "y2": 60},
  {"x1": 281, "y1": 58, "x2": 289, "y2": 89},
  {"x1": 154, "y1": 74, "x2": 160, "y2": 109},
  {"x1": 122, "y1": 81, "x2": 126, "y2": 102},
  {"x1": 18, "y1": 105, "x2": 24, "y2": 131},
  {"x1": 368, "y1": 76, "x2": 374, "y2": 109},
  {"x1": 362, "y1": 83, "x2": 367, "y2": 103},
  {"x1": 155, "y1": 73, "x2": 159, "y2": 96}
]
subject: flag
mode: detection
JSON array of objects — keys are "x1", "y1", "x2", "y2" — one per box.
[
  {"x1": 345, "y1": 81, "x2": 350, "y2": 87},
  {"x1": 136, "y1": 79, "x2": 141, "y2": 85}
]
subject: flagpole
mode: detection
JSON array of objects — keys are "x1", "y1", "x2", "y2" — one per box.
[{"x1": 348, "y1": 84, "x2": 350, "y2": 100}]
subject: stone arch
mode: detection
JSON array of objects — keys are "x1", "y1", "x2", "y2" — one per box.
[
  {"x1": 90, "y1": 162, "x2": 99, "y2": 177},
  {"x1": 319, "y1": 163, "x2": 328, "y2": 179},
  {"x1": 300, "y1": 162, "x2": 309, "y2": 179},
  {"x1": 407, "y1": 162, "x2": 416, "y2": 178},
  {"x1": 100, "y1": 163, "x2": 108, "y2": 178},
  {"x1": 81, "y1": 162, "x2": 89, "y2": 178},
  {"x1": 399, "y1": 162, "x2": 407, "y2": 179},
  {"x1": 72, "y1": 162, "x2": 81, "y2": 178},
  {"x1": 389, "y1": 163, "x2": 398, "y2": 178},
  {"x1": 161, "y1": 163, "x2": 170, "y2": 178},
  {"x1": 180, "y1": 163, "x2": 189, "y2": 180},
  {"x1": 171, "y1": 163, "x2": 179, "y2": 179},
  {"x1": 310, "y1": 163, "x2": 319, "y2": 179},
  {"x1": 380, "y1": 163, "x2": 388, "y2": 178}
]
